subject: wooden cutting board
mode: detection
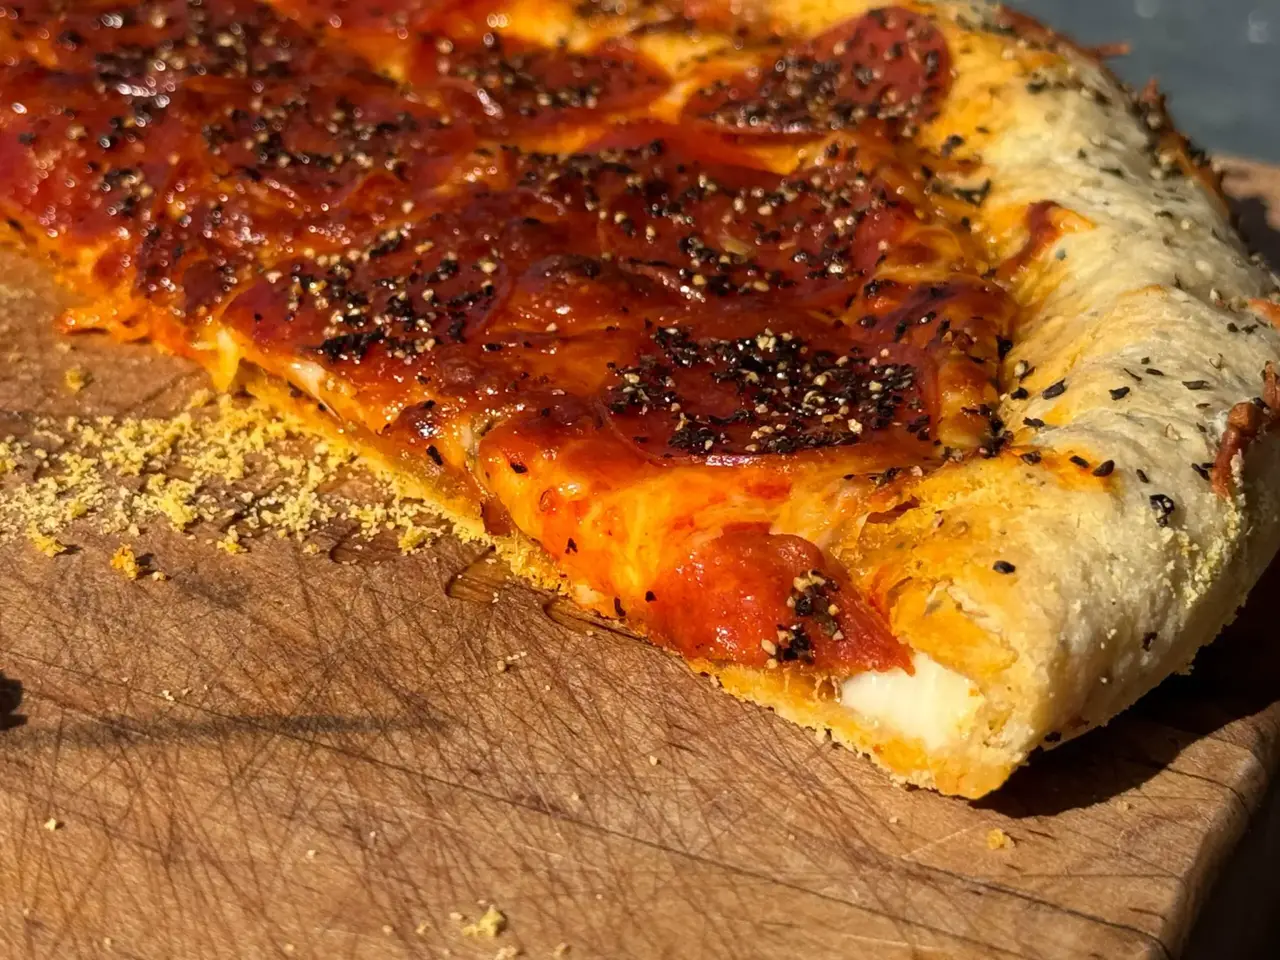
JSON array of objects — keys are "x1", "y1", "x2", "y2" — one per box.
[{"x1": 2, "y1": 161, "x2": 1280, "y2": 960}]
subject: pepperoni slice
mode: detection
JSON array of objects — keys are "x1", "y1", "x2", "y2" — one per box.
[
  {"x1": 514, "y1": 134, "x2": 916, "y2": 304},
  {"x1": 410, "y1": 34, "x2": 670, "y2": 136},
  {"x1": 496, "y1": 254, "x2": 679, "y2": 337},
  {"x1": 645, "y1": 525, "x2": 908, "y2": 672},
  {"x1": 178, "y1": 71, "x2": 472, "y2": 222},
  {"x1": 683, "y1": 7, "x2": 952, "y2": 135},
  {"x1": 603, "y1": 322, "x2": 934, "y2": 461},
  {"x1": 272, "y1": 0, "x2": 502, "y2": 44},
  {"x1": 7, "y1": 1, "x2": 323, "y2": 82}
]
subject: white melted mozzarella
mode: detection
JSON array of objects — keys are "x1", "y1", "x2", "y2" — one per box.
[{"x1": 840, "y1": 653, "x2": 983, "y2": 752}]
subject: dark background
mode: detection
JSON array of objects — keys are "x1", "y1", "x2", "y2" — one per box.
[{"x1": 1008, "y1": 0, "x2": 1280, "y2": 162}]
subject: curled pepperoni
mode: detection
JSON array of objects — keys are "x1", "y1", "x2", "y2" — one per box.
[
  {"x1": 645, "y1": 525, "x2": 909, "y2": 672},
  {"x1": 683, "y1": 7, "x2": 952, "y2": 136}
]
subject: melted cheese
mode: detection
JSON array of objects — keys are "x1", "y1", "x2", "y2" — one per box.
[{"x1": 839, "y1": 652, "x2": 983, "y2": 752}]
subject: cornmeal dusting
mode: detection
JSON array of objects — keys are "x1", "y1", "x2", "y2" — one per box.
[
  {"x1": 461, "y1": 905, "x2": 507, "y2": 939},
  {"x1": 110, "y1": 544, "x2": 140, "y2": 580},
  {"x1": 986, "y1": 828, "x2": 1014, "y2": 851},
  {"x1": 0, "y1": 395, "x2": 444, "y2": 567},
  {"x1": 27, "y1": 524, "x2": 66, "y2": 557},
  {"x1": 63, "y1": 367, "x2": 88, "y2": 393}
]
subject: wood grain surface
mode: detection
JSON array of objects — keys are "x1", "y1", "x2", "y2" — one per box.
[{"x1": 2, "y1": 160, "x2": 1280, "y2": 960}]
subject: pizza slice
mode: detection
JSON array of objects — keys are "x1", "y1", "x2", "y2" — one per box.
[{"x1": 2, "y1": 0, "x2": 1278, "y2": 798}]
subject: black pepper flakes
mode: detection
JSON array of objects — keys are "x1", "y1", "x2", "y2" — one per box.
[
  {"x1": 1091, "y1": 459, "x2": 1115, "y2": 477},
  {"x1": 1109, "y1": 386, "x2": 1130, "y2": 400},
  {"x1": 1182, "y1": 380, "x2": 1211, "y2": 391},
  {"x1": 565, "y1": 537, "x2": 578, "y2": 554},
  {"x1": 1069, "y1": 455, "x2": 1090, "y2": 469},
  {"x1": 993, "y1": 560, "x2": 1016, "y2": 574},
  {"x1": 1149, "y1": 493, "x2": 1176, "y2": 526},
  {"x1": 1041, "y1": 380, "x2": 1067, "y2": 399}
]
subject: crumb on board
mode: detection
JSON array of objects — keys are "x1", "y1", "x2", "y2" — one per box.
[
  {"x1": 986, "y1": 827, "x2": 1014, "y2": 851},
  {"x1": 216, "y1": 528, "x2": 246, "y2": 555},
  {"x1": 27, "y1": 524, "x2": 67, "y2": 557},
  {"x1": 63, "y1": 367, "x2": 88, "y2": 393},
  {"x1": 110, "y1": 544, "x2": 140, "y2": 580},
  {"x1": 553, "y1": 943, "x2": 570, "y2": 957},
  {"x1": 494, "y1": 947, "x2": 520, "y2": 959},
  {"x1": 43, "y1": 817, "x2": 61, "y2": 832},
  {"x1": 461, "y1": 905, "x2": 507, "y2": 939}
]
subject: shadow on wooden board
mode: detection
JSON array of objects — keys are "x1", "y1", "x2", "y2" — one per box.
[{"x1": 0, "y1": 671, "x2": 23, "y2": 731}]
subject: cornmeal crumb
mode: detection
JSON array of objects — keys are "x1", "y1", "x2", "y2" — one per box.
[
  {"x1": 27, "y1": 525, "x2": 67, "y2": 557},
  {"x1": 43, "y1": 817, "x2": 61, "y2": 832},
  {"x1": 461, "y1": 905, "x2": 506, "y2": 938},
  {"x1": 553, "y1": 943, "x2": 570, "y2": 957},
  {"x1": 494, "y1": 947, "x2": 519, "y2": 959},
  {"x1": 110, "y1": 544, "x2": 140, "y2": 580},
  {"x1": 986, "y1": 828, "x2": 1014, "y2": 851},
  {"x1": 63, "y1": 367, "x2": 88, "y2": 393},
  {"x1": 397, "y1": 523, "x2": 437, "y2": 553}
]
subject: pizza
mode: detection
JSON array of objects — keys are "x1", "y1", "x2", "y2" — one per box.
[{"x1": 2, "y1": 0, "x2": 1278, "y2": 798}]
